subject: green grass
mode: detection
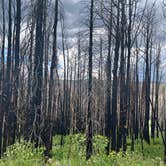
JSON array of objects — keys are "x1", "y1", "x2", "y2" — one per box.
[
  {"x1": 0, "y1": 135, "x2": 165, "y2": 166},
  {"x1": 50, "y1": 134, "x2": 165, "y2": 166},
  {"x1": 0, "y1": 141, "x2": 45, "y2": 166}
]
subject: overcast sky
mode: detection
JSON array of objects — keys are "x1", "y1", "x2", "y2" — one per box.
[{"x1": 61, "y1": 0, "x2": 81, "y2": 28}]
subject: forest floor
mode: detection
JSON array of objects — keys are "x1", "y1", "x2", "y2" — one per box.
[{"x1": 0, "y1": 134, "x2": 165, "y2": 166}]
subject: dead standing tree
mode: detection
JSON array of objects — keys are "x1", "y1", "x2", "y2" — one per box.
[
  {"x1": 0, "y1": 0, "x2": 6, "y2": 157},
  {"x1": 44, "y1": 0, "x2": 59, "y2": 157},
  {"x1": 86, "y1": 0, "x2": 94, "y2": 160},
  {"x1": 3, "y1": 0, "x2": 13, "y2": 151},
  {"x1": 111, "y1": 0, "x2": 120, "y2": 151},
  {"x1": 30, "y1": 0, "x2": 44, "y2": 147},
  {"x1": 142, "y1": 3, "x2": 156, "y2": 144}
]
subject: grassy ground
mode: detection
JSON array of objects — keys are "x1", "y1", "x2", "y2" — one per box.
[{"x1": 0, "y1": 134, "x2": 165, "y2": 166}]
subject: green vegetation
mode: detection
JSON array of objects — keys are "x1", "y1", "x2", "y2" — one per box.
[
  {"x1": 0, "y1": 141, "x2": 44, "y2": 166},
  {"x1": 0, "y1": 135, "x2": 165, "y2": 166}
]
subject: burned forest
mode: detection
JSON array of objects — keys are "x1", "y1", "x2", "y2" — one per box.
[{"x1": 0, "y1": 0, "x2": 166, "y2": 165}]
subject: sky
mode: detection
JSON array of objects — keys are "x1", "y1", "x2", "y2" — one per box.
[
  {"x1": 62, "y1": 0, "x2": 81, "y2": 26},
  {"x1": 59, "y1": 0, "x2": 166, "y2": 81},
  {"x1": 0, "y1": 0, "x2": 166, "y2": 80}
]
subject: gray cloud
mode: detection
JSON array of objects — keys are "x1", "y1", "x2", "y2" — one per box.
[{"x1": 62, "y1": 0, "x2": 81, "y2": 27}]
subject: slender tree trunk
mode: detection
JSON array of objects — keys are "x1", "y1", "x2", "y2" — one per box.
[
  {"x1": 111, "y1": 0, "x2": 120, "y2": 151},
  {"x1": 45, "y1": 0, "x2": 58, "y2": 157},
  {"x1": 105, "y1": 1, "x2": 112, "y2": 154},
  {"x1": 25, "y1": 14, "x2": 35, "y2": 140},
  {"x1": 126, "y1": 0, "x2": 132, "y2": 139},
  {"x1": 86, "y1": 0, "x2": 94, "y2": 160},
  {"x1": 151, "y1": 57, "x2": 156, "y2": 139},
  {"x1": 31, "y1": 0, "x2": 44, "y2": 147},
  {"x1": 3, "y1": 0, "x2": 12, "y2": 151},
  {"x1": 118, "y1": 0, "x2": 126, "y2": 152},
  {"x1": 135, "y1": 41, "x2": 139, "y2": 139},
  {"x1": 13, "y1": 0, "x2": 21, "y2": 145},
  {"x1": 155, "y1": 46, "x2": 160, "y2": 138},
  {"x1": 143, "y1": 25, "x2": 151, "y2": 144},
  {"x1": 0, "y1": 0, "x2": 6, "y2": 157}
]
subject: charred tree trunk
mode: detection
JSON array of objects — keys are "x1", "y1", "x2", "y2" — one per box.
[
  {"x1": 143, "y1": 24, "x2": 151, "y2": 144},
  {"x1": 155, "y1": 46, "x2": 160, "y2": 138},
  {"x1": 105, "y1": 2, "x2": 112, "y2": 155},
  {"x1": 13, "y1": 0, "x2": 21, "y2": 145},
  {"x1": 3, "y1": 0, "x2": 13, "y2": 151},
  {"x1": 31, "y1": 0, "x2": 44, "y2": 147},
  {"x1": 126, "y1": 0, "x2": 132, "y2": 138},
  {"x1": 86, "y1": 0, "x2": 94, "y2": 160},
  {"x1": 44, "y1": 0, "x2": 58, "y2": 157},
  {"x1": 135, "y1": 41, "x2": 139, "y2": 139},
  {"x1": 118, "y1": 0, "x2": 126, "y2": 152},
  {"x1": 0, "y1": 0, "x2": 6, "y2": 157},
  {"x1": 25, "y1": 12, "x2": 35, "y2": 140},
  {"x1": 111, "y1": 0, "x2": 120, "y2": 151}
]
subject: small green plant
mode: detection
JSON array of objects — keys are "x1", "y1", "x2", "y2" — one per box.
[
  {"x1": 0, "y1": 141, "x2": 44, "y2": 166},
  {"x1": 93, "y1": 135, "x2": 108, "y2": 154},
  {"x1": 0, "y1": 135, "x2": 165, "y2": 166}
]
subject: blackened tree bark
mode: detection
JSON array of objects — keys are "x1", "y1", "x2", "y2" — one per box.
[
  {"x1": 143, "y1": 23, "x2": 151, "y2": 144},
  {"x1": 31, "y1": 0, "x2": 44, "y2": 147},
  {"x1": 155, "y1": 46, "x2": 160, "y2": 138},
  {"x1": 0, "y1": 0, "x2": 5, "y2": 89},
  {"x1": 143, "y1": 3, "x2": 156, "y2": 144},
  {"x1": 111, "y1": 0, "x2": 120, "y2": 151},
  {"x1": 151, "y1": 45, "x2": 160, "y2": 139},
  {"x1": 105, "y1": 1, "x2": 112, "y2": 155},
  {"x1": 76, "y1": 34, "x2": 83, "y2": 133},
  {"x1": 126, "y1": 0, "x2": 132, "y2": 139},
  {"x1": 3, "y1": 0, "x2": 12, "y2": 151},
  {"x1": 86, "y1": 0, "x2": 94, "y2": 160},
  {"x1": 44, "y1": 0, "x2": 58, "y2": 157},
  {"x1": 135, "y1": 40, "x2": 139, "y2": 139},
  {"x1": 151, "y1": 64, "x2": 155, "y2": 139},
  {"x1": 13, "y1": 0, "x2": 21, "y2": 144},
  {"x1": 60, "y1": 13, "x2": 66, "y2": 145},
  {"x1": 0, "y1": 0, "x2": 6, "y2": 157},
  {"x1": 42, "y1": 0, "x2": 48, "y2": 118},
  {"x1": 98, "y1": 36, "x2": 104, "y2": 135},
  {"x1": 25, "y1": 8, "x2": 35, "y2": 140},
  {"x1": 117, "y1": 0, "x2": 126, "y2": 152}
]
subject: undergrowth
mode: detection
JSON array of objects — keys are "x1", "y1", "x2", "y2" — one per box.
[{"x1": 0, "y1": 134, "x2": 165, "y2": 166}]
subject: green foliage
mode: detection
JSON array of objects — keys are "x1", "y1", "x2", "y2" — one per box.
[
  {"x1": 51, "y1": 135, "x2": 165, "y2": 166},
  {"x1": 0, "y1": 141, "x2": 44, "y2": 166},
  {"x1": 93, "y1": 135, "x2": 108, "y2": 154},
  {"x1": 0, "y1": 135, "x2": 165, "y2": 166},
  {"x1": 133, "y1": 137, "x2": 164, "y2": 159},
  {"x1": 52, "y1": 134, "x2": 86, "y2": 160}
]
